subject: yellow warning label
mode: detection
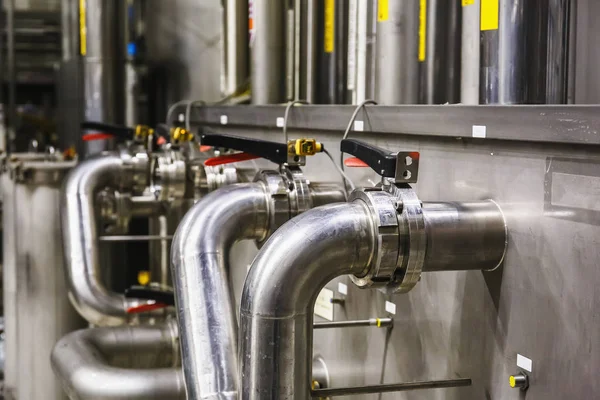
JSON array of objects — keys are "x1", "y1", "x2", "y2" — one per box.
[
  {"x1": 324, "y1": 0, "x2": 335, "y2": 53},
  {"x1": 378, "y1": 0, "x2": 389, "y2": 22},
  {"x1": 462, "y1": 0, "x2": 475, "y2": 6},
  {"x1": 79, "y1": 0, "x2": 87, "y2": 55},
  {"x1": 418, "y1": 0, "x2": 427, "y2": 62},
  {"x1": 481, "y1": 0, "x2": 499, "y2": 31}
]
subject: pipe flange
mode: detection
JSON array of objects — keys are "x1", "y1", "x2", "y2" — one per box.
[
  {"x1": 385, "y1": 183, "x2": 426, "y2": 294},
  {"x1": 120, "y1": 148, "x2": 150, "y2": 195},
  {"x1": 254, "y1": 166, "x2": 311, "y2": 245},
  {"x1": 150, "y1": 150, "x2": 187, "y2": 201},
  {"x1": 190, "y1": 160, "x2": 239, "y2": 199},
  {"x1": 283, "y1": 166, "x2": 311, "y2": 216},
  {"x1": 349, "y1": 188, "x2": 401, "y2": 289}
]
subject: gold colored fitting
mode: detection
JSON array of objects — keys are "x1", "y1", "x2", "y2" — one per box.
[
  {"x1": 171, "y1": 127, "x2": 194, "y2": 143},
  {"x1": 288, "y1": 139, "x2": 323, "y2": 156},
  {"x1": 135, "y1": 125, "x2": 154, "y2": 139},
  {"x1": 137, "y1": 270, "x2": 151, "y2": 286}
]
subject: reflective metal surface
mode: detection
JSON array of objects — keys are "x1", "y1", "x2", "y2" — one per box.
[
  {"x1": 61, "y1": 154, "x2": 149, "y2": 326},
  {"x1": 2, "y1": 157, "x2": 85, "y2": 400},
  {"x1": 251, "y1": 0, "x2": 285, "y2": 104},
  {"x1": 422, "y1": 200, "x2": 507, "y2": 272},
  {"x1": 240, "y1": 203, "x2": 376, "y2": 399},
  {"x1": 461, "y1": 0, "x2": 480, "y2": 104},
  {"x1": 375, "y1": 1, "x2": 419, "y2": 104},
  {"x1": 222, "y1": 0, "x2": 248, "y2": 96},
  {"x1": 51, "y1": 322, "x2": 185, "y2": 400},
  {"x1": 171, "y1": 183, "x2": 270, "y2": 399}
]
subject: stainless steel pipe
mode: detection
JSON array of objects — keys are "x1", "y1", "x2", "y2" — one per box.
[
  {"x1": 222, "y1": 0, "x2": 249, "y2": 96},
  {"x1": 240, "y1": 203, "x2": 376, "y2": 399},
  {"x1": 375, "y1": 1, "x2": 419, "y2": 104},
  {"x1": 240, "y1": 198, "x2": 507, "y2": 398},
  {"x1": 51, "y1": 322, "x2": 185, "y2": 400},
  {"x1": 172, "y1": 183, "x2": 270, "y2": 400},
  {"x1": 251, "y1": 0, "x2": 285, "y2": 104},
  {"x1": 172, "y1": 179, "x2": 345, "y2": 399},
  {"x1": 61, "y1": 154, "x2": 149, "y2": 326},
  {"x1": 421, "y1": 201, "x2": 507, "y2": 272}
]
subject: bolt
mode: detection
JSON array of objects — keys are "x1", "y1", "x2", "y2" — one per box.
[{"x1": 394, "y1": 201, "x2": 403, "y2": 213}]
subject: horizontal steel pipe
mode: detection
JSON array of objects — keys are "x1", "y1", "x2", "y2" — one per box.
[
  {"x1": 311, "y1": 378, "x2": 472, "y2": 397},
  {"x1": 51, "y1": 322, "x2": 185, "y2": 400},
  {"x1": 421, "y1": 200, "x2": 507, "y2": 272}
]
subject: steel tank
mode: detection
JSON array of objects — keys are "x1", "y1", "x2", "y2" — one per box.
[{"x1": 1, "y1": 155, "x2": 85, "y2": 400}]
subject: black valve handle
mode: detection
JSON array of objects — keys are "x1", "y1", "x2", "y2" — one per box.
[
  {"x1": 200, "y1": 133, "x2": 290, "y2": 165},
  {"x1": 81, "y1": 121, "x2": 135, "y2": 139},
  {"x1": 341, "y1": 139, "x2": 398, "y2": 178},
  {"x1": 125, "y1": 286, "x2": 175, "y2": 306},
  {"x1": 341, "y1": 138, "x2": 419, "y2": 183}
]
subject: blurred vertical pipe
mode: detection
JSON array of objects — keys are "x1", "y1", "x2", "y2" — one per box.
[
  {"x1": 424, "y1": 0, "x2": 461, "y2": 104},
  {"x1": 481, "y1": 0, "x2": 570, "y2": 104},
  {"x1": 7, "y1": 0, "x2": 15, "y2": 152},
  {"x1": 375, "y1": 1, "x2": 419, "y2": 104},
  {"x1": 334, "y1": 0, "x2": 349, "y2": 104},
  {"x1": 299, "y1": 0, "x2": 317, "y2": 102},
  {"x1": 285, "y1": 1, "x2": 295, "y2": 100},
  {"x1": 222, "y1": 0, "x2": 249, "y2": 97},
  {"x1": 251, "y1": 0, "x2": 285, "y2": 104},
  {"x1": 461, "y1": 0, "x2": 480, "y2": 104}
]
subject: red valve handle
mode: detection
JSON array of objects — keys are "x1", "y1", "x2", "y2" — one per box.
[
  {"x1": 126, "y1": 302, "x2": 169, "y2": 314},
  {"x1": 82, "y1": 133, "x2": 114, "y2": 141},
  {"x1": 344, "y1": 157, "x2": 369, "y2": 168},
  {"x1": 204, "y1": 152, "x2": 260, "y2": 166}
]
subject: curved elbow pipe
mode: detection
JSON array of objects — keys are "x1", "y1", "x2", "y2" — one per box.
[
  {"x1": 51, "y1": 322, "x2": 185, "y2": 400},
  {"x1": 240, "y1": 203, "x2": 376, "y2": 400},
  {"x1": 171, "y1": 183, "x2": 270, "y2": 400},
  {"x1": 61, "y1": 154, "x2": 147, "y2": 326}
]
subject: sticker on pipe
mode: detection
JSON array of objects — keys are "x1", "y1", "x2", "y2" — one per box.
[{"x1": 314, "y1": 288, "x2": 334, "y2": 321}]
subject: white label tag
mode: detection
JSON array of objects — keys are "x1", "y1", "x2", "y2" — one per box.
[
  {"x1": 385, "y1": 301, "x2": 396, "y2": 315},
  {"x1": 314, "y1": 288, "x2": 334, "y2": 321},
  {"x1": 338, "y1": 282, "x2": 348, "y2": 295},
  {"x1": 178, "y1": 113, "x2": 185, "y2": 123},
  {"x1": 472, "y1": 125, "x2": 486, "y2": 138},
  {"x1": 220, "y1": 115, "x2": 228, "y2": 125},
  {"x1": 276, "y1": 117, "x2": 284, "y2": 128},
  {"x1": 354, "y1": 120, "x2": 364, "y2": 132},
  {"x1": 517, "y1": 354, "x2": 533, "y2": 372}
]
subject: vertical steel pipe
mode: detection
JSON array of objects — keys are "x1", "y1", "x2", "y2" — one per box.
[
  {"x1": 240, "y1": 203, "x2": 376, "y2": 399},
  {"x1": 482, "y1": 0, "x2": 571, "y2": 104},
  {"x1": 2, "y1": 158, "x2": 85, "y2": 400},
  {"x1": 251, "y1": 0, "x2": 285, "y2": 104},
  {"x1": 461, "y1": 0, "x2": 480, "y2": 104},
  {"x1": 299, "y1": 0, "x2": 318, "y2": 102},
  {"x1": 375, "y1": 1, "x2": 419, "y2": 104},
  {"x1": 61, "y1": 155, "x2": 149, "y2": 326},
  {"x1": 222, "y1": 0, "x2": 249, "y2": 96},
  {"x1": 172, "y1": 183, "x2": 270, "y2": 399}
]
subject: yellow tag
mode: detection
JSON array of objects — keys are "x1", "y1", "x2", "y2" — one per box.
[
  {"x1": 79, "y1": 0, "x2": 87, "y2": 55},
  {"x1": 481, "y1": 0, "x2": 499, "y2": 31},
  {"x1": 509, "y1": 376, "x2": 516, "y2": 388},
  {"x1": 418, "y1": 0, "x2": 427, "y2": 62},
  {"x1": 137, "y1": 270, "x2": 151, "y2": 286},
  {"x1": 377, "y1": 0, "x2": 389, "y2": 22},
  {"x1": 324, "y1": 0, "x2": 335, "y2": 53},
  {"x1": 462, "y1": 0, "x2": 475, "y2": 6}
]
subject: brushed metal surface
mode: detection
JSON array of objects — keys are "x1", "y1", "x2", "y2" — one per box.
[{"x1": 213, "y1": 117, "x2": 600, "y2": 400}]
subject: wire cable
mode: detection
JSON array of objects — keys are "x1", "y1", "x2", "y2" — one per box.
[
  {"x1": 339, "y1": 99, "x2": 377, "y2": 169},
  {"x1": 324, "y1": 148, "x2": 355, "y2": 192},
  {"x1": 282, "y1": 100, "x2": 309, "y2": 144},
  {"x1": 166, "y1": 100, "x2": 191, "y2": 126}
]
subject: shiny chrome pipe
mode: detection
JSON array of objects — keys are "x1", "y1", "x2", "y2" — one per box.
[
  {"x1": 61, "y1": 154, "x2": 148, "y2": 326},
  {"x1": 240, "y1": 203, "x2": 376, "y2": 399},
  {"x1": 172, "y1": 183, "x2": 270, "y2": 400},
  {"x1": 172, "y1": 179, "x2": 345, "y2": 399},
  {"x1": 51, "y1": 322, "x2": 185, "y2": 400}
]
